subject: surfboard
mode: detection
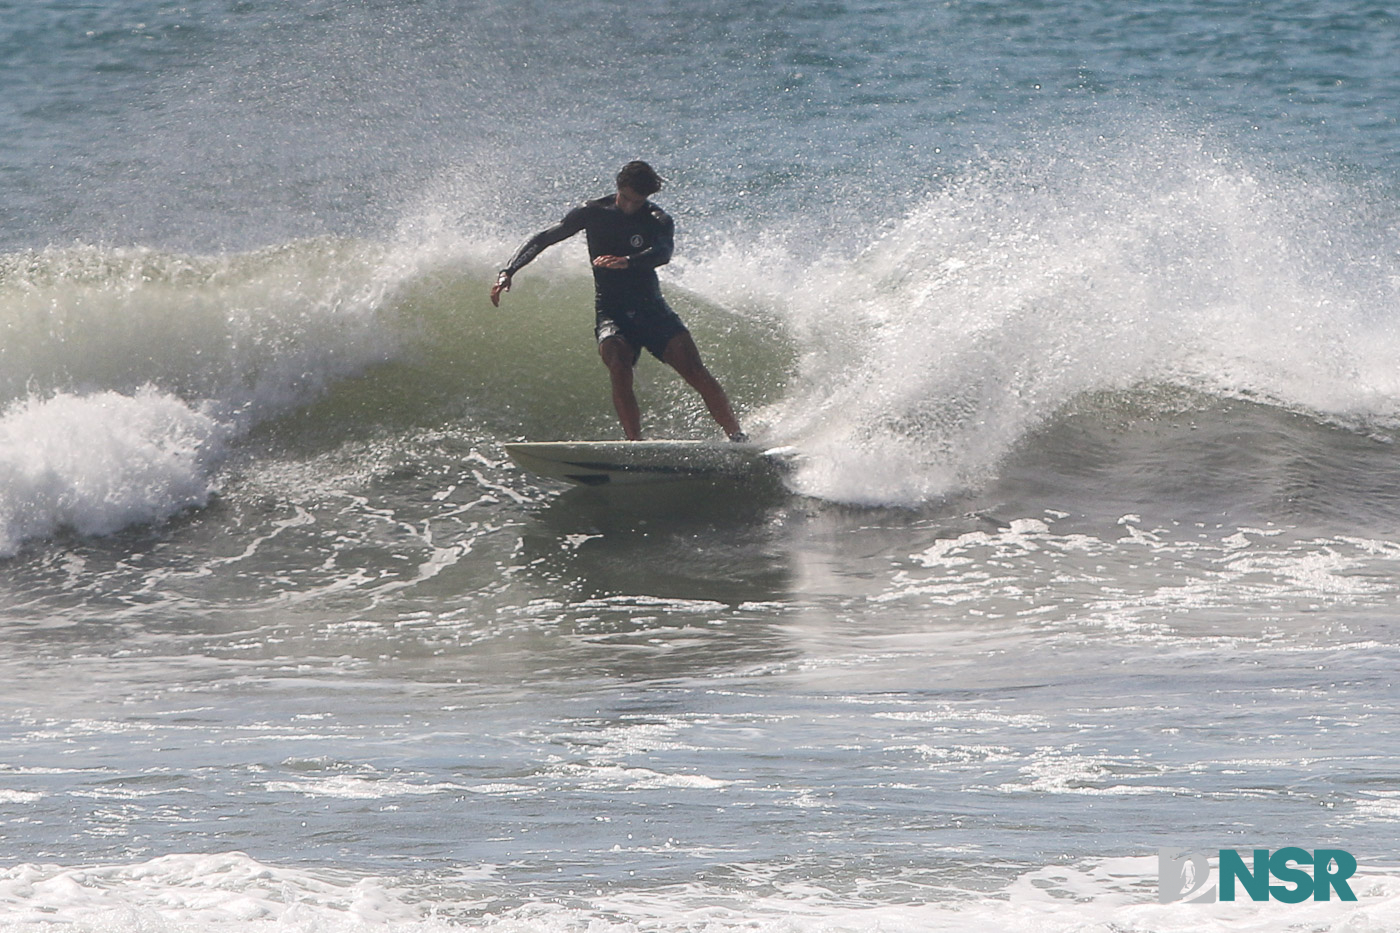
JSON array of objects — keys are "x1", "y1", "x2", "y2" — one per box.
[{"x1": 504, "y1": 440, "x2": 790, "y2": 487}]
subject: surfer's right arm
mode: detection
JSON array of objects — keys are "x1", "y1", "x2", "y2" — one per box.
[{"x1": 490, "y1": 206, "x2": 589, "y2": 306}]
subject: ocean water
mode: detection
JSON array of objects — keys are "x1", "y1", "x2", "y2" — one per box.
[{"x1": 4, "y1": 1, "x2": 1400, "y2": 930}]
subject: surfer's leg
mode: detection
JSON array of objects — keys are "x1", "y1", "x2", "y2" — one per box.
[
  {"x1": 661, "y1": 333, "x2": 744, "y2": 440},
  {"x1": 599, "y1": 336, "x2": 643, "y2": 440}
]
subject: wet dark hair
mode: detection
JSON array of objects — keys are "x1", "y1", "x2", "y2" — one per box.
[{"x1": 616, "y1": 160, "x2": 664, "y2": 196}]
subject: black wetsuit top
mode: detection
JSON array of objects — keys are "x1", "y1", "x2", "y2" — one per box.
[{"x1": 502, "y1": 195, "x2": 675, "y2": 314}]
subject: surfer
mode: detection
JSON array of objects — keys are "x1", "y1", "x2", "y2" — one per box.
[{"x1": 490, "y1": 161, "x2": 746, "y2": 443}]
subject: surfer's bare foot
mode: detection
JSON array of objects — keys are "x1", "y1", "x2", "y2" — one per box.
[{"x1": 728, "y1": 431, "x2": 748, "y2": 443}]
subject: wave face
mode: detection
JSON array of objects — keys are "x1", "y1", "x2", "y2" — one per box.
[
  {"x1": 0, "y1": 237, "x2": 799, "y2": 555},
  {"x1": 0, "y1": 241, "x2": 410, "y2": 555},
  {"x1": 4, "y1": 126, "x2": 1400, "y2": 550}
]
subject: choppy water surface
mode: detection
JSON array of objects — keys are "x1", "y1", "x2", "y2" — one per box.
[{"x1": 4, "y1": 1, "x2": 1400, "y2": 931}]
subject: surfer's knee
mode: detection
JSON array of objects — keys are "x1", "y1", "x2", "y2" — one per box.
[
  {"x1": 661, "y1": 333, "x2": 707, "y2": 380},
  {"x1": 673, "y1": 354, "x2": 718, "y2": 390},
  {"x1": 598, "y1": 336, "x2": 635, "y2": 374}
]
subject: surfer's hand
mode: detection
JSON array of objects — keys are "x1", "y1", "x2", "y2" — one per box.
[
  {"x1": 490, "y1": 272, "x2": 511, "y2": 306},
  {"x1": 592, "y1": 255, "x2": 630, "y2": 270}
]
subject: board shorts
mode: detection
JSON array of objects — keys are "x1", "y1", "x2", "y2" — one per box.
[{"x1": 594, "y1": 299, "x2": 689, "y2": 364}]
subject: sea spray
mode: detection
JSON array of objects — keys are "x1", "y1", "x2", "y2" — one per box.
[
  {"x1": 713, "y1": 130, "x2": 1400, "y2": 505},
  {"x1": 0, "y1": 242, "x2": 407, "y2": 418}
]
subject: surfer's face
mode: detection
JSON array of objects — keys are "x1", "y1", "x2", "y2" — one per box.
[{"x1": 615, "y1": 185, "x2": 647, "y2": 215}]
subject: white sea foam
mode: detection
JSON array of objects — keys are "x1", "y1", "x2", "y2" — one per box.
[
  {"x1": 0, "y1": 852, "x2": 434, "y2": 930},
  {"x1": 261, "y1": 775, "x2": 467, "y2": 799},
  {"x1": 0, "y1": 388, "x2": 225, "y2": 556},
  {"x1": 4, "y1": 853, "x2": 1400, "y2": 933},
  {"x1": 550, "y1": 762, "x2": 735, "y2": 792},
  {"x1": 682, "y1": 130, "x2": 1400, "y2": 505},
  {"x1": 874, "y1": 516, "x2": 1400, "y2": 641}
]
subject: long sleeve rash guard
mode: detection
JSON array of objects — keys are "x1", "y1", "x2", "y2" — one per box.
[{"x1": 502, "y1": 194, "x2": 675, "y2": 312}]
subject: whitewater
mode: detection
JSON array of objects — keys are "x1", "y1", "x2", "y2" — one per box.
[{"x1": 4, "y1": 2, "x2": 1400, "y2": 932}]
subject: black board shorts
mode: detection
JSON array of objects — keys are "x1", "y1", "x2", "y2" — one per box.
[{"x1": 594, "y1": 300, "x2": 689, "y2": 364}]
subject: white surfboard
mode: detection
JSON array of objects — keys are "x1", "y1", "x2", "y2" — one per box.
[{"x1": 504, "y1": 439, "x2": 790, "y2": 487}]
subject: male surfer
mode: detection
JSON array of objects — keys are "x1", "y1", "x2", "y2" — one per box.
[{"x1": 490, "y1": 161, "x2": 746, "y2": 442}]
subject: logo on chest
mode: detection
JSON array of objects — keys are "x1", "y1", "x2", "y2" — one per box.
[{"x1": 630, "y1": 235, "x2": 644, "y2": 248}]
